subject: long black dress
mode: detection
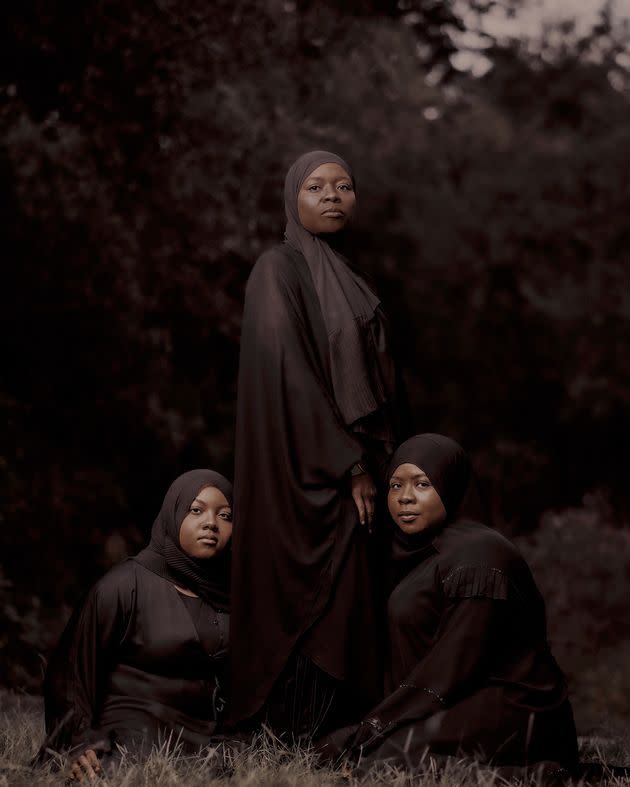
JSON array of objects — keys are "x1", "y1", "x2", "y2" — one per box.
[
  {"x1": 229, "y1": 245, "x2": 379, "y2": 727},
  {"x1": 44, "y1": 561, "x2": 228, "y2": 756},
  {"x1": 320, "y1": 519, "x2": 578, "y2": 771}
]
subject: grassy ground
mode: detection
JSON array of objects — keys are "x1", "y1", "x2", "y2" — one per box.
[{"x1": 1, "y1": 691, "x2": 630, "y2": 787}]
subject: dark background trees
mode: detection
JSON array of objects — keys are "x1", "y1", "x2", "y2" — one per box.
[{"x1": 2, "y1": 0, "x2": 629, "y2": 728}]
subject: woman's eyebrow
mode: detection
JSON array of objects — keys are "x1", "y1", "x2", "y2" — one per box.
[
  {"x1": 191, "y1": 497, "x2": 205, "y2": 505},
  {"x1": 304, "y1": 176, "x2": 350, "y2": 183}
]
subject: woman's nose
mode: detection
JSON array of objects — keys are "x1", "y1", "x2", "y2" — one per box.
[
  {"x1": 322, "y1": 188, "x2": 340, "y2": 202},
  {"x1": 399, "y1": 491, "x2": 414, "y2": 504},
  {"x1": 202, "y1": 519, "x2": 219, "y2": 531}
]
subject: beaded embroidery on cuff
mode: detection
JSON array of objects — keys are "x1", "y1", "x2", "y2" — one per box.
[
  {"x1": 399, "y1": 683, "x2": 447, "y2": 706},
  {"x1": 363, "y1": 716, "x2": 384, "y2": 733}
]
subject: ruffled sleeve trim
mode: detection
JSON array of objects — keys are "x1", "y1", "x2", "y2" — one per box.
[{"x1": 442, "y1": 563, "x2": 510, "y2": 600}]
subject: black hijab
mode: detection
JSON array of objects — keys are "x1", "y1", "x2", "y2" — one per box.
[
  {"x1": 388, "y1": 434, "x2": 472, "y2": 563},
  {"x1": 284, "y1": 150, "x2": 396, "y2": 441},
  {"x1": 134, "y1": 469, "x2": 233, "y2": 611}
]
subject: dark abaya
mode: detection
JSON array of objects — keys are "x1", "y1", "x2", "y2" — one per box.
[
  {"x1": 318, "y1": 435, "x2": 578, "y2": 772},
  {"x1": 229, "y1": 151, "x2": 404, "y2": 732},
  {"x1": 42, "y1": 470, "x2": 233, "y2": 758}
]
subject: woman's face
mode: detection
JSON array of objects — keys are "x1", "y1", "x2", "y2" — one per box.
[
  {"x1": 179, "y1": 486, "x2": 233, "y2": 560},
  {"x1": 297, "y1": 162, "x2": 356, "y2": 234},
  {"x1": 388, "y1": 463, "x2": 447, "y2": 535}
]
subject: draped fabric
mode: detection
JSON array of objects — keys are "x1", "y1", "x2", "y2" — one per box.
[
  {"x1": 134, "y1": 469, "x2": 232, "y2": 611},
  {"x1": 264, "y1": 652, "x2": 339, "y2": 741},
  {"x1": 229, "y1": 223, "x2": 402, "y2": 724},
  {"x1": 284, "y1": 150, "x2": 398, "y2": 442}
]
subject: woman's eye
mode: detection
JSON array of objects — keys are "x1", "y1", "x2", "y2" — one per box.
[
  {"x1": 390, "y1": 483, "x2": 400, "y2": 489},
  {"x1": 339, "y1": 184, "x2": 353, "y2": 191},
  {"x1": 220, "y1": 512, "x2": 232, "y2": 521},
  {"x1": 190, "y1": 507, "x2": 201, "y2": 514},
  {"x1": 307, "y1": 185, "x2": 320, "y2": 191}
]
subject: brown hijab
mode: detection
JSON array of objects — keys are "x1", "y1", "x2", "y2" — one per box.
[
  {"x1": 388, "y1": 434, "x2": 473, "y2": 568},
  {"x1": 134, "y1": 469, "x2": 233, "y2": 611},
  {"x1": 284, "y1": 150, "x2": 396, "y2": 441}
]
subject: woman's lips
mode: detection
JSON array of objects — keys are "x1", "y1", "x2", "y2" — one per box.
[
  {"x1": 321, "y1": 209, "x2": 344, "y2": 218},
  {"x1": 399, "y1": 512, "x2": 419, "y2": 522},
  {"x1": 198, "y1": 536, "x2": 218, "y2": 546}
]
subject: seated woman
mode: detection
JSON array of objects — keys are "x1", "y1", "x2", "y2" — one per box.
[
  {"x1": 41, "y1": 469, "x2": 232, "y2": 781},
  {"x1": 319, "y1": 434, "x2": 578, "y2": 774}
]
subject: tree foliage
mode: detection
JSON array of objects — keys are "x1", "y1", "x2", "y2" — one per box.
[{"x1": 1, "y1": 0, "x2": 629, "y2": 688}]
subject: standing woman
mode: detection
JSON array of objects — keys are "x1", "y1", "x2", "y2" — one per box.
[
  {"x1": 42, "y1": 470, "x2": 233, "y2": 779},
  {"x1": 229, "y1": 151, "x2": 405, "y2": 738}
]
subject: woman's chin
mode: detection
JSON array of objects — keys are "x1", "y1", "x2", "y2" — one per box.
[
  {"x1": 397, "y1": 522, "x2": 424, "y2": 535},
  {"x1": 189, "y1": 545, "x2": 220, "y2": 560}
]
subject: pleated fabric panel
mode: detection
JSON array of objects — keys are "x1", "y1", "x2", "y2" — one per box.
[{"x1": 442, "y1": 564, "x2": 510, "y2": 600}]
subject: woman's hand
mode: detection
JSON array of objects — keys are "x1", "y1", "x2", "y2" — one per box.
[
  {"x1": 69, "y1": 748, "x2": 101, "y2": 782},
  {"x1": 351, "y1": 472, "x2": 376, "y2": 531}
]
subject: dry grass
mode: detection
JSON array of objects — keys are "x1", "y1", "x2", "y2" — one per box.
[{"x1": 2, "y1": 691, "x2": 630, "y2": 787}]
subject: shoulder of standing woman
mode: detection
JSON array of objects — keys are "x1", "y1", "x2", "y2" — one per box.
[{"x1": 248, "y1": 243, "x2": 303, "y2": 289}]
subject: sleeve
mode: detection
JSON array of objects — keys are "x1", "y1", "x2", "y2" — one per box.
[
  {"x1": 239, "y1": 252, "x2": 363, "y2": 485},
  {"x1": 42, "y1": 564, "x2": 135, "y2": 755},
  {"x1": 360, "y1": 565, "x2": 510, "y2": 740}
]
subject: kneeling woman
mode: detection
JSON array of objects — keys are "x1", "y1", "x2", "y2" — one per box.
[
  {"x1": 321, "y1": 434, "x2": 578, "y2": 772},
  {"x1": 42, "y1": 469, "x2": 232, "y2": 779}
]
